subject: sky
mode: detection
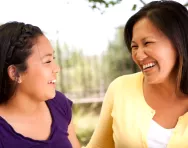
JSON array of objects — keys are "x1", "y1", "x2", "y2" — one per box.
[{"x1": 0, "y1": 0, "x2": 186, "y2": 55}]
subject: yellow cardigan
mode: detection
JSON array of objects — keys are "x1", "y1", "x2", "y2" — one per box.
[{"x1": 86, "y1": 72, "x2": 188, "y2": 148}]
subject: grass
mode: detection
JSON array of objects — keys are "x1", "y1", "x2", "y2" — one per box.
[{"x1": 72, "y1": 103, "x2": 101, "y2": 146}]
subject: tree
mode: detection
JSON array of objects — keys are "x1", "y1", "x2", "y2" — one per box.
[
  {"x1": 87, "y1": 0, "x2": 188, "y2": 11},
  {"x1": 102, "y1": 27, "x2": 140, "y2": 88},
  {"x1": 87, "y1": 0, "x2": 121, "y2": 10},
  {"x1": 132, "y1": 0, "x2": 188, "y2": 10}
]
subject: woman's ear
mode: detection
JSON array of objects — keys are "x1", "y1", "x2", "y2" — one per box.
[{"x1": 7, "y1": 65, "x2": 22, "y2": 83}]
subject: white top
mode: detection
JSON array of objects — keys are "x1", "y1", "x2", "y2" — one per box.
[{"x1": 147, "y1": 120, "x2": 174, "y2": 148}]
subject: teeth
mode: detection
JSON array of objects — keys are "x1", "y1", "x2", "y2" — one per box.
[
  {"x1": 48, "y1": 80, "x2": 56, "y2": 84},
  {"x1": 143, "y1": 62, "x2": 156, "y2": 70}
]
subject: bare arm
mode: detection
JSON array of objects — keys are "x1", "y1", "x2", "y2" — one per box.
[{"x1": 68, "y1": 120, "x2": 81, "y2": 148}]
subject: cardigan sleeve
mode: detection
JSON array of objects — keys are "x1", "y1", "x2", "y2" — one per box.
[{"x1": 86, "y1": 82, "x2": 115, "y2": 148}]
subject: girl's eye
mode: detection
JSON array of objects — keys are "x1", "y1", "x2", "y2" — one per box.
[
  {"x1": 145, "y1": 42, "x2": 152, "y2": 45},
  {"x1": 44, "y1": 56, "x2": 55, "y2": 64},
  {"x1": 46, "y1": 61, "x2": 51, "y2": 63}
]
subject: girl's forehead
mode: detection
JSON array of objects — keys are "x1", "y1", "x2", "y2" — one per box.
[{"x1": 32, "y1": 36, "x2": 54, "y2": 55}]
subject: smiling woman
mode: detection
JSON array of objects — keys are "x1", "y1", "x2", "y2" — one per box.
[
  {"x1": 0, "y1": 22, "x2": 80, "y2": 148},
  {"x1": 86, "y1": 1, "x2": 188, "y2": 148}
]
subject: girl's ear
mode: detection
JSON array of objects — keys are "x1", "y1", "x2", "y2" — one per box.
[{"x1": 7, "y1": 65, "x2": 22, "y2": 83}]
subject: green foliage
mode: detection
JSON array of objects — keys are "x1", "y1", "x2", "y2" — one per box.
[
  {"x1": 88, "y1": 0, "x2": 188, "y2": 12},
  {"x1": 54, "y1": 27, "x2": 140, "y2": 97},
  {"x1": 54, "y1": 43, "x2": 102, "y2": 98},
  {"x1": 73, "y1": 103, "x2": 102, "y2": 146},
  {"x1": 102, "y1": 27, "x2": 139, "y2": 88},
  {"x1": 88, "y1": 0, "x2": 122, "y2": 10},
  {"x1": 132, "y1": 4, "x2": 137, "y2": 11}
]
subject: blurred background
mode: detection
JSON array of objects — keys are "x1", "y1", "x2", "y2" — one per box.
[{"x1": 0, "y1": 0, "x2": 187, "y2": 146}]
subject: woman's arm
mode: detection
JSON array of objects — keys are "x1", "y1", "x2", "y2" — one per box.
[{"x1": 86, "y1": 83, "x2": 115, "y2": 148}]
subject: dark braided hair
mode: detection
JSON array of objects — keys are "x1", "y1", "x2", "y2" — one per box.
[{"x1": 0, "y1": 21, "x2": 43, "y2": 104}]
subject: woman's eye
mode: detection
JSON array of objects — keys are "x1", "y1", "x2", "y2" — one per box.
[{"x1": 131, "y1": 45, "x2": 138, "y2": 49}]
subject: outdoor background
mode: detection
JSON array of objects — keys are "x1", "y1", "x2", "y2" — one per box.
[{"x1": 0, "y1": 0, "x2": 187, "y2": 147}]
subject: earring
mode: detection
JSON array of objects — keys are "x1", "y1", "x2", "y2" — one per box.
[{"x1": 17, "y1": 79, "x2": 22, "y2": 84}]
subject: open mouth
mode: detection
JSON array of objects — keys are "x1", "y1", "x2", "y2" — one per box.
[
  {"x1": 48, "y1": 80, "x2": 56, "y2": 84},
  {"x1": 142, "y1": 62, "x2": 156, "y2": 71}
]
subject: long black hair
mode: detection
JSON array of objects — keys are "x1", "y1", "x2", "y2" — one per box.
[
  {"x1": 0, "y1": 21, "x2": 43, "y2": 103},
  {"x1": 124, "y1": 1, "x2": 188, "y2": 94}
]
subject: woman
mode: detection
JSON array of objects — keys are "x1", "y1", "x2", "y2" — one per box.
[
  {"x1": 86, "y1": 1, "x2": 188, "y2": 148},
  {"x1": 0, "y1": 22, "x2": 80, "y2": 148}
]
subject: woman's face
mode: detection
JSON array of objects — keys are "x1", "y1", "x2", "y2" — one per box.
[
  {"x1": 18, "y1": 35, "x2": 60, "y2": 101},
  {"x1": 131, "y1": 18, "x2": 177, "y2": 84}
]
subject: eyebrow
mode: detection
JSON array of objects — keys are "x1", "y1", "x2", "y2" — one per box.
[
  {"x1": 41, "y1": 51, "x2": 55, "y2": 59},
  {"x1": 131, "y1": 36, "x2": 154, "y2": 44},
  {"x1": 131, "y1": 41, "x2": 137, "y2": 44},
  {"x1": 42, "y1": 53, "x2": 52, "y2": 58}
]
